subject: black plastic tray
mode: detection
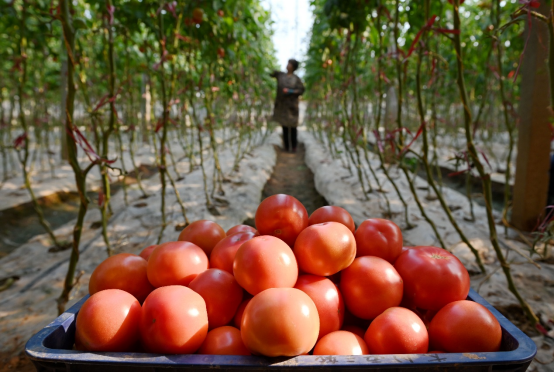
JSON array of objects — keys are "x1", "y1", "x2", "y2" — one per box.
[{"x1": 25, "y1": 289, "x2": 537, "y2": 371}]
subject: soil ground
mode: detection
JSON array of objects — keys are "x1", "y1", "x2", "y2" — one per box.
[{"x1": 261, "y1": 142, "x2": 328, "y2": 215}]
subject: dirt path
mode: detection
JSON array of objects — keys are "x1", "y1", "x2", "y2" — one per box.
[{"x1": 261, "y1": 143, "x2": 327, "y2": 215}]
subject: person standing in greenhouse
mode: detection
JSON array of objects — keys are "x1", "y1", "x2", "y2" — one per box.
[{"x1": 271, "y1": 59, "x2": 305, "y2": 152}]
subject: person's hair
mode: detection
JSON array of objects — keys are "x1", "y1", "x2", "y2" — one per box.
[{"x1": 288, "y1": 59, "x2": 299, "y2": 71}]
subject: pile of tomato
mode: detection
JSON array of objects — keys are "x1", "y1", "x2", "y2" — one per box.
[{"x1": 75, "y1": 194, "x2": 502, "y2": 357}]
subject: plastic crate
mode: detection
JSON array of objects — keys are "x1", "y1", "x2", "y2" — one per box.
[{"x1": 25, "y1": 289, "x2": 537, "y2": 371}]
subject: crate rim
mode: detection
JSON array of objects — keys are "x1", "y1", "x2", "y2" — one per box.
[{"x1": 25, "y1": 288, "x2": 537, "y2": 370}]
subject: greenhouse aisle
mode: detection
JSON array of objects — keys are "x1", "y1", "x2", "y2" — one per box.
[{"x1": 260, "y1": 143, "x2": 328, "y2": 216}]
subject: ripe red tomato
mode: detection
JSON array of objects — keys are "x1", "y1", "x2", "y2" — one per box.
[
  {"x1": 428, "y1": 300, "x2": 501, "y2": 353},
  {"x1": 394, "y1": 246, "x2": 470, "y2": 311},
  {"x1": 340, "y1": 256, "x2": 403, "y2": 319},
  {"x1": 210, "y1": 231, "x2": 256, "y2": 274},
  {"x1": 139, "y1": 245, "x2": 157, "y2": 261},
  {"x1": 188, "y1": 269, "x2": 243, "y2": 329},
  {"x1": 355, "y1": 218, "x2": 403, "y2": 263},
  {"x1": 313, "y1": 331, "x2": 369, "y2": 355},
  {"x1": 342, "y1": 325, "x2": 365, "y2": 338},
  {"x1": 76, "y1": 289, "x2": 141, "y2": 352},
  {"x1": 233, "y1": 298, "x2": 251, "y2": 329},
  {"x1": 308, "y1": 206, "x2": 355, "y2": 232},
  {"x1": 217, "y1": 9, "x2": 225, "y2": 17},
  {"x1": 364, "y1": 307, "x2": 428, "y2": 354},
  {"x1": 294, "y1": 275, "x2": 344, "y2": 339},
  {"x1": 198, "y1": 326, "x2": 250, "y2": 355},
  {"x1": 226, "y1": 224, "x2": 258, "y2": 236},
  {"x1": 89, "y1": 253, "x2": 154, "y2": 303},
  {"x1": 241, "y1": 288, "x2": 319, "y2": 356},
  {"x1": 178, "y1": 220, "x2": 226, "y2": 256},
  {"x1": 233, "y1": 235, "x2": 298, "y2": 295},
  {"x1": 140, "y1": 285, "x2": 208, "y2": 354},
  {"x1": 217, "y1": 48, "x2": 225, "y2": 58},
  {"x1": 294, "y1": 222, "x2": 356, "y2": 276},
  {"x1": 192, "y1": 8, "x2": 203, "y2": 23},
  {"x1": 147, "y1": 241, "x2": 209, "y2": 287},
  {"x1": 254, "y1": 194, "x2": 308, "y2": 247}
]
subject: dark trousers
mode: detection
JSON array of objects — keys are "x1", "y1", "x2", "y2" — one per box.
[{"x1": 282, "y1": 126, "x2": 297, "y2": 151}]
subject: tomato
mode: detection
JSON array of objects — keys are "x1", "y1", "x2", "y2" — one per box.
[
  {"x1": 188, "y1": 269, "x2": 243, "y2": 329},
  {"x1": 233, "y1": 298, "x2": 251, "y2": 329},
  {"x1": 241, "y1": 288, "x2": 319, "y2": 357},
  {"x1": 355, "y1": 218, "x2": 403, "y2": 263},
  {"x1": 428, "y1": 300, "x2": 501, "y2": 353},
  {"x1": 217, "y1": 48, "x2": 225, "y2": 58},
  {"x1": 254, "y1": 194, "x2": 308, "y2": 247},
  {"x1": 294, "y1": 275, "x2": 344, "y2": 339},
  {"x1": 233, "y1": 235, "x2": 298, "y2": 295},
  {"x1": 308, "y1": 206, "x2": 355, "y2": 232},
  {"x1": 139, "y1": 245, "x2": 157, "y2": 261},
  {"x1": 313, "y1": 331, "x2": 368, "y2": 355},
  {"x1": 217, "y1": 9, "x2": 225, "y2": 17},
  {"x1": 340, "y1": 256, "x2": 403, "y2": 319},
  {"x1": 76, "y1": 289, "x2": 141, "y2": 352},
  {"x1": 226, "y1": 224, "x2": 258, "y2": 236},
  {"x1": 89, "y1": 253, "x2": 154, "y2": 303},
  {"x1": 342, "y1": 325, "x2": 365, "y2": 338},
  {"x1": 198, "y1": 326, "x2": 250, "y2": 355},
  {"x1": 140, "y1": 285, "x2": 208, "y2": 354},
  {"x1": 192, "y1": 8, "x2": 203, "y2": 23},
  {"x1": 394, "y1": 246, "x2": 470, "y2": 311},
  {"x1": 294, "y1": 222, "x2": 356, "y2": 276},
  {"x1": 147, "y1": 241, "x2": 209, "y2": 287},
  {"x1": 178, "y1": 220, "x2": 226, "y2": 256},
  {"x1": 210, "y1": 231, "x2": 256, "y2": 274},
  {"x1": 364, "y1": 307, "x2": 428, "y2": 354}
]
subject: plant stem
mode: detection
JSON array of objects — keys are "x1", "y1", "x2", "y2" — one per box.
[
  {"x1": 451, "y1": 0, "x2": 537, "y2": 324},
  {"x1": 57, "y1": 0, "x2": 93, "y2": 314}
]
